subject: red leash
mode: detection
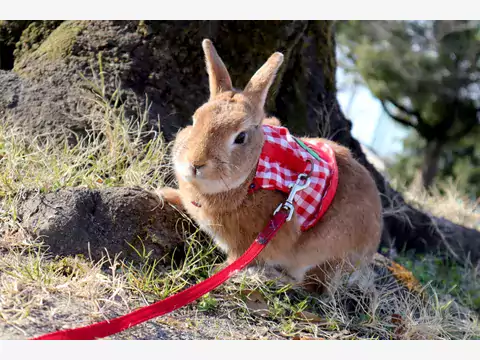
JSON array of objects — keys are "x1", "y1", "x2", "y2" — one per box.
[
  {"x1": 31, "y1": 174, "x2": 310, "y2": 340},
  {"x1": 31, "y1": 211, "x2": 288, "y2": 340}
]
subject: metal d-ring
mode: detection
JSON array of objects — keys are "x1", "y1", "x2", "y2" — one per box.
[{"x1": 274, "y1": 173, "x2": 312, "y2": 221}]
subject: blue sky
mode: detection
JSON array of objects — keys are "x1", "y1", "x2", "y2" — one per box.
[{"x1": 335, "y1": 66, "x2": 411, "y2": 158}]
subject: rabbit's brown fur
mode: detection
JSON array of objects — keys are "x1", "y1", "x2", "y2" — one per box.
[{"x1": 157, "y1": 39, "x2": 382, "y2": 290}]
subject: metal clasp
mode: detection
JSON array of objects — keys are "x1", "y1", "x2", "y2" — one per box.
[{"x1": 273, "y1": 173, "x2": 311, "y2": 221}]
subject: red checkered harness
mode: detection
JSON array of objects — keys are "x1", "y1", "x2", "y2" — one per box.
[{"x1": 248, "y1": 125, "x2": 339, "y2": 231}]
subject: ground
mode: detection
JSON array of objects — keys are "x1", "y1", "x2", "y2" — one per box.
[{"x1": 0, "y1": 83, "x2": 479, "y2": 340}]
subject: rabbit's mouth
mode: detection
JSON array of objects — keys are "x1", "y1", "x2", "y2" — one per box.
[
  {"x1": 175, "y1": 161, "x2": 203, "y2": 183},
  {"x1": 175, "y1": 160, "x2": 251, "y2": 195}
]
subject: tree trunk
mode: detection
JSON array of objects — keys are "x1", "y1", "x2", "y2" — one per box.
[
  {"x1": 421, "y1": 140, "x2": 443, "y2": 189},
  {"x1": 2, "y1": 20, "x2": 480, "y2": 264}
]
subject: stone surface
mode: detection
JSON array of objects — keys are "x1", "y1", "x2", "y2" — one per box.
[{"x1": 17, "y1": 187, "x2": 187, "y2": 262}]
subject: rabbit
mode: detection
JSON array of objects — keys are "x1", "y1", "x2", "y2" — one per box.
[{"x1": 156, "y1": 39, "x2": 382, "y2": 292}]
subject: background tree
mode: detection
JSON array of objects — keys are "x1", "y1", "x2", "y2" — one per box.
[
  {"x1": 389, "y1": 129, "x2": 480, "y2": 200},
  {"x1": 337, "y1": 20, "x2": 480, "y2": 189}
]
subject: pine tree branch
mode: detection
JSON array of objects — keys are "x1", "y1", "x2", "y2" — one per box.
[
  {"x1": 385, "y1": 96, "x2": 423, "y2": 123},
  {"x1": 448, "y1": 117, "x2": 479, "y2": 140},
  {"x1": 380, "y1": 100, "x2": 417, "y2": 129}
]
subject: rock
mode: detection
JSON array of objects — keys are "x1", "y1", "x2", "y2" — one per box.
[{"x1": 17, "y1": 187, "x2": 187, "y2": 262}]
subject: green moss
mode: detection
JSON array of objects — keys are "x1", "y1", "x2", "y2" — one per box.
[
  {"x1": 136, "y1": 20, "x2": 150, "y2": 37},
  {"x1": 35, "y1": 21, "x2": 85, "y2": 60},
  {"x1": 13, "y1": 21, "x2": 86, "y2": 73},
  {"x1": 13, "y1": 21, "x2": 63, "y2": 62}
]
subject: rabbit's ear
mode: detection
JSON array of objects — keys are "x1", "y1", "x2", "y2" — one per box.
[
  {"x1": 202, "y1": 39, "x2": 233, "y2": 99},
  {"x1": 243, "y1": 52, "x2": 284, "y2": 109}
]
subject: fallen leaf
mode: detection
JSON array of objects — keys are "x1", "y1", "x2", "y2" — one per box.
[
  {"x1": 292, "y1": 335, "x2": 325, "y2": 340},
  {"x1": 240, "y1": 290, "x2": 270, "y2": 316},
  {"x1": 295, "y1": 311, "x2": 324, "y2": 323},
  {"x1": 391, "y1": 313, "x2": 403, "y2": 325}
]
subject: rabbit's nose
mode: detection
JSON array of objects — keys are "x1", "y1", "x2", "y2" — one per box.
[{"x1": 191, "y1": 163, "x2": 206, "y2": 176}]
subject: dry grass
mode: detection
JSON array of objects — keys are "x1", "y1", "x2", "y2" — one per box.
[
  {"x1": 386, "y1": 175, "x2": 480, "y2": 316},
  {"x1": 404, "y1": 182, "x2": 480, "y2": 232},
  {"x1": 0, "y1": 77, "x2": 479, "y2": 339}
]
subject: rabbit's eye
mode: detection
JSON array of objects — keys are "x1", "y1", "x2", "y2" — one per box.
[{"x1": 234, "y1": 131, "x2": 247, "y2": 145}]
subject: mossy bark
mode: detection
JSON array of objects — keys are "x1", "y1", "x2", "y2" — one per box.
[
  {"x1": 13, "y1": 21, "x2": 86, "y2": 76},
  {"x1": 13, "y1": 21, "x2": 64, "y2": 63}
]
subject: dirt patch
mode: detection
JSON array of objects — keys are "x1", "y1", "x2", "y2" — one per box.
[{"x1": 17, "y1": 187, "x2": 186, "y2": 262}]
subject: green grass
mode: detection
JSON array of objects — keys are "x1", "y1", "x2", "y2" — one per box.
[
  {"x1": 395, "y1": 252, "x2": 480, "y2": 313},
  {"x1": 389, "y1": 178, "x2": 480, "y2": 313},
  {"x1": 0, "y1": 63, "x2": 170, "y2": 202}
]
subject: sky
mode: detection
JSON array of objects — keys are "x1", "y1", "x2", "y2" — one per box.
[{"x1": 335, "y1": 66, "x2": 411, "y2": 158}]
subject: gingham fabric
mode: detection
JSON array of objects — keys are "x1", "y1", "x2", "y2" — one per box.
[{"x1": 249, "y1": 125, "x2": 339, "y2": 232}]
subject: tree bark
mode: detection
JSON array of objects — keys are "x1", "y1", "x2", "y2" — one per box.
[{"x1": 421, "y1": 140, "x2": 443, "y2": 188}]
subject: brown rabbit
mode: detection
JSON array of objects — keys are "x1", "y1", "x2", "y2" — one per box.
[{"x1": 156, "y1": 39, "x2": 382, "y2": 291}]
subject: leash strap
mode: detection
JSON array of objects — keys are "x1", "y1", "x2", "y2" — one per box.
[{"x1": 31, "y1": 210, "x2": 289, "y2": 340}]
